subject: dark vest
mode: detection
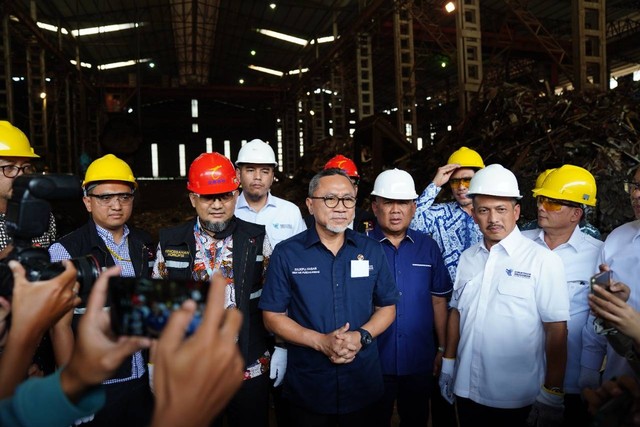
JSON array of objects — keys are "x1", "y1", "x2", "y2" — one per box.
[
  {"x1": 157, "y1": 216, "x2": 268, "y2": 365},
  {"x1": 57, "y1": 219, "x2": 154, "y2": 304},
  {"x1": 55, "y1": 218, "x2": 154, "y2": 380}
]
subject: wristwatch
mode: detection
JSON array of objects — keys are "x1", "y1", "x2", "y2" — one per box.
[{"x1": 358, "y1": 328, "x2": 373, "y2": 347}]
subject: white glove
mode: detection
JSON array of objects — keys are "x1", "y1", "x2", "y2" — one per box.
[
  {"x1": 147, "y1": 363, "x2": 155, "y2": 394},
  {"x1": 438, "y1": 357, "x2": 456, "y2": 404},
  {"x1": 526, "y1": 386, "x2": 564, "y2": 427},
  {"x1": 578, "y1": 367, "x2": 601, "y2": 390},
  {"x1": 270, "y1": 346, "x2": 287, "y2": 387}
]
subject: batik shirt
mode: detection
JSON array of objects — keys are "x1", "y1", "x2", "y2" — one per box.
[{"x1": 409, "y1": 182, "x2": 482, "y2": 283}]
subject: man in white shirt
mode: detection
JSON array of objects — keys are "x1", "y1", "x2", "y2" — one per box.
[
  {"x1": 234, "y1": 139, "x2": 306, "y2": 247},
  {"x1": 439, "y1": 164, "x2": 570, "y2": 427},
  {"x1": 521, "y1": 165, "x2": 602, "y2": 426}
]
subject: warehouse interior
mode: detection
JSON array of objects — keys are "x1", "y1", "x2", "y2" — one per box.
[{"x1": 1, "y1": 0, "x2": 640, "y2": 235}]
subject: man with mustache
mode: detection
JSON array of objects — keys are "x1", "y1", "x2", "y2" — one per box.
[
  {"x1": 152, "y1": 152, "x2": 272, "y2": 427},
  {"x1": 260, "y1": 168, "x2": 399, "y2": 426},
  {"x1": 234, "y1": 139, "x2": 306, "y2": 247},
  {"x1": 367, "y1": 168, "x2": 451, "y2": 427},
  {"x1": 439, "y1": 164, "x2": 570, "y2": 427}
]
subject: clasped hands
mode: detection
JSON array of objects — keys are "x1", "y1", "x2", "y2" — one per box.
[{"x1": 319, "y1": 322, "x2": 361, "y2": 364}]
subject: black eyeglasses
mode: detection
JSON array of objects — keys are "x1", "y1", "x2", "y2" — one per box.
[
  {"x1": 0, "y1": 164, "x2": 36, "y2": 178},
  {"x1": 624, "y1": 181, "x2": 640, "y2": 194},
  {"x1": 88, "y1": 192, "x2": 135, "y2": 206},
  {"x1": 193, "y1": 191, "x2": 236, "y2": 203},
  {"x1": 309, "y1": 195, "x2": 357, "y2": 209}
]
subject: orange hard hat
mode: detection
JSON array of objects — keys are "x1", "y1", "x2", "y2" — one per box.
[
  {"x1": 324, "y1": 154, "x2": 359, "y2": 179},
  {"x1": 187, "y1": 152, "x2": 240, "y2": 194}
]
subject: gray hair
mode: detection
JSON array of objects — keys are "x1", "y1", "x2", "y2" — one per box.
[{"x1": 308, "y1": 168, "x2": 354, "y2": 197}]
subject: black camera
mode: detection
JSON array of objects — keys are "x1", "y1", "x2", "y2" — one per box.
[{"x1": 0, "y1": 174, "x2": 101, "y2": 298}]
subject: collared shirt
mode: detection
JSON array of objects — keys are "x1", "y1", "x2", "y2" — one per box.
[
  {"x1": 235, "y1": 191, "x2": 306, "y2": 247},
  {"x1": 367, "y1": 226, "x2": 451, "y2": 376},
  {"x1": 581, "y1": 220, "x2": 640, "y2": 381},
  {"x1": 451, "y1": 227, "x2": 569, "y2": 408},
  {"x1": 152, "y1": 218, "x2": 271, "y2": 379},
  {"x1": 522, "y1": 226, "x2": 603, "y2": 394},
  {"x1": 409, "y1": 182, "x2": 482, "y2": 283},
  {"x1": 0, "y1": 212, "x2": 57, "y2": 251},
  {"x1": 259, "y1": 227, "x2": 399, "y2": 414},
  {"x1": 50, "y1": 224, "x2": 135, "y2": 277},
  {"x1": 49, "y1": 223, "x2": 144, "y2": 385}
]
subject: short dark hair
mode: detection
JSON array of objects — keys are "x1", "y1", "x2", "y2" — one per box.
[{"x1": 308, "y1": 168, "x2": 354, "y2": 197}]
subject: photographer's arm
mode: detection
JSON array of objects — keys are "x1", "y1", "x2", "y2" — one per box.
[
  {"x1": 0, "y1": 260, "x2": 79, "y2": 399},
  {"x1": 49, "y1": 309, "x2": 75, "y2": 367}
]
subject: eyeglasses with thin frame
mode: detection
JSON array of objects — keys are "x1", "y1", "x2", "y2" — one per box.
[
  {"x1": 624, "y1": 181, "x2": 640, "y2": 194},
  {"x1": 192, "y1": 191, "x2": 236, "y2": 204},
  {"x1": 536, "y1": 196, "x2": 579, "y2": 212},
  {"x1": 309, "y1": 195, "x2": 357, "y2": 209},
  {"x1": 449, "y1": 177, "x2": 472, "y2": 189},
  {"x1": 0, "y1": 164, "x2": 36, "y2": 178},
  {"x1": 88, "y1": 192, "x2": 135, "y2": 206}
]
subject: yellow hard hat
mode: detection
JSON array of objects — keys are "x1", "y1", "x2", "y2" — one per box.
[
  {"x1": 532, "y1": 164, "x2": 596, "y2": 206},
  {"x1": 533, "y1": 168, "x2": 556, "y2": 191},
  {"x1": 82, "y1": 154, "x2": 137, "y2": 188},
  {"x1": 0, "y1": 121, "x2": 39, "y2": 158},
  {"x1": 447, "y1": 147, "x2": 484, "y2": 169}
]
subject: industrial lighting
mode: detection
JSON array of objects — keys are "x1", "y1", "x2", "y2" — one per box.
[
  {"x1": 37, "y1": 21, "x2": 143, "y2": 36},
  {"x1": 634, "y1": 71, "x2": 640, "y2": 81},
  {"x1": 256, "y1": 28, "x2": 307, "y2": 46},
  {"x1": 445, "y1": 2, "x2": 456, "y2": 13},
  {"x1": 39, "y1": 92, "x2": 46, "y2": 99},
  {"x1": 609, "y1": 78, "x2": 618, "y2": 89},
  {"x1": 441, "y1": 62, "x2": 447, "y2": 68},
  {"x1": 248, "y1": 64, "x2": 284, "y2": 77},
  {"x1": 70, "y1": 59, "x2": 92, "y2": 69},
  {"x1": 239, "y1": 78, "x2": 245, "y2": 84},
  {"x1": 269, "y1": 3, "x2": 276, "y2": 10},
  {"x1": 97, "y1": 58, "x2": 151, "y2": 70},
  {"x1": 127, "y1": 108, "x2": 133, "y2": 113},
  {"x1": 288, "y1": 68, "x2": 309, "y2": 75},
  {"x1": 149, "y1": 62, "x2": 155, "y2": 68},
  {"x1": 72, "y1": 23, "x2": 142, "y2": 37},
  {"x1": 309, "y1": 36, "x2": 336, "y2": 45},
  {"x1": 250, "y1": 50, "x2": 256, "y2": 56}
]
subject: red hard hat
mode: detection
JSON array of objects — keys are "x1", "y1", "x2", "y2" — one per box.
[
  {"x1": 324, "y1": 154, "x2": 359, "y2": 179},
  {"x1": 187, "y1": 152, "x2": 240, "y2": 194}
]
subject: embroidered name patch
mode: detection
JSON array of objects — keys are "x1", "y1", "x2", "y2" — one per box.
[
  {"x1": 165, "y1": 249, "x2": 190, "y2": 257},
  {"x1": 273, "y1": 223, "x2": 293, "y2": 229},
  {"x1": 292, "y1": 267, "x2": 320, "y2": 275},
  {"x1": 505, "y1": 268, "x2": 531, "y2": 279}
]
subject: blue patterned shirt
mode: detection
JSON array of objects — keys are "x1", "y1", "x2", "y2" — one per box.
[{"x1": 409, "y1": 182, "x2": 482, "y2": 283}]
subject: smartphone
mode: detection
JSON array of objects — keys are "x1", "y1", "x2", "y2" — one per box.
[
  {"x1": 591, "y1": 270, "x2": 612, "y2": 292},
  {"x1": 108, "y1": 277, "x2": 209, "y2": 337}
]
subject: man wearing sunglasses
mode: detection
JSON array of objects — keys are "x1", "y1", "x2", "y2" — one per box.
[
  {"x1": 410, "y1": 146, "x2": 485, "y2": 284},
  {"x1": 409, "y1": 146, "x2": 485, "y2": 427},
  {"x1": 152, "y1": 152, "x2": 272, "y2": 427},
  {"x1": 0, "y1": 121, "x2": 56, "y2": 251},
  {"x1": 521, "y1": 165, "x2": 602, "y2": 426},
  {"x1": 49, "y1": 153, "x2": 155, "y2": 427}
]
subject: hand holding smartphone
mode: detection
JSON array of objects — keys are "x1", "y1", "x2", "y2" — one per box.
[
  {"x1": 109, "y1": 277, "x2": 209, "y2": 337},
  {"x1": 591, "y1": 270, "x2": 612, "y2": 292}
]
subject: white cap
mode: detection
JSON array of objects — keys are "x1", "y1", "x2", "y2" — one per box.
[
  {"x1": 370, "y1": 168, "x2": 419, "y2": 200},
  {"x1": 235, "y1": 139, "x2": 278, "y2": 167},
  {"x1": 467, "y1": 164, "x2": 522, "y2": 199}
]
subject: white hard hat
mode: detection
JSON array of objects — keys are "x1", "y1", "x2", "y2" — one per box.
[
  {"x1": 235, "y1": 139, "x2": 278, "y2": 167},
  {"x1": 370, "y1": 168, "x2": 419, "y2": 200},
  {"x1": 467, "y1": 164, "x2": 522, "y2": 199}
]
